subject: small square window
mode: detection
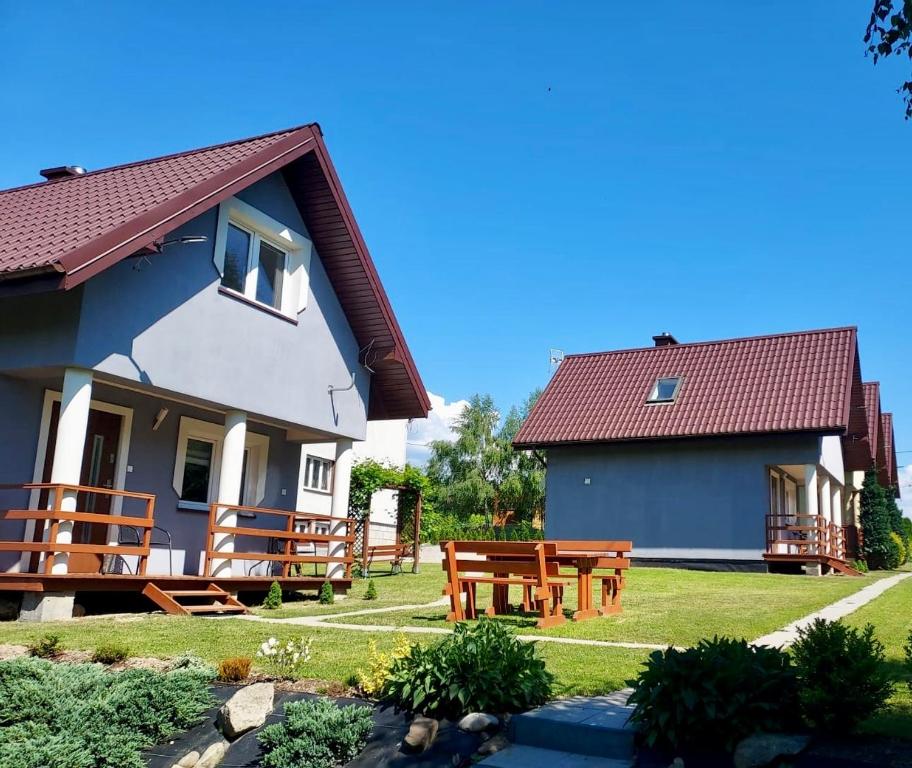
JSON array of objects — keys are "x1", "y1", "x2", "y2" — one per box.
[
  {"x1": 303, "y1": 455, "x2": 333, "y2": 492},
  {"x1": 647, "y1": 376, "x2": 682, "y2": 403}
]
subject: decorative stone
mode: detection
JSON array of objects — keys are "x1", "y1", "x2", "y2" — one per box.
[
  {"x1": 217, "y1": 682, "x2": 274, "y2": 739},
  {"x1": 403, "y1": 716, "x2": 439, "y2": 752},
  {"x1": 733, "y1": 733, "x2": 811, "y2": 768},
  {"x1": 457, "y1": 712, "x2": 498, "y2": 732},
  {"x1": 176, "y1": 750, "x2": 201, "y2": 767},
  {"x1": 196, "y1": 739, "x2": 229, "y2": 768},
  {"x1": 477, "y1": 733, "x2": 510, "y2": 756}
]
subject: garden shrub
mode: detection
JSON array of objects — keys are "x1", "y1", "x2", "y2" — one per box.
[
  {"x1": 364, "y1": 578, "x2": 378, "y2": 601},
  {"x1": 860, "y1": 470, "x2": 895, "y2": 569},
  {"x1": 256, "y1": 636, "x2": 313, "y2": 680},
  {"x1": 258, "y1": 697, "x2": 373, "y2": 768},
  {"x1": 91, "y1": 643, "x2": 130, "y2": 665},
  {"x1": 851, "y1": 558, "x2": 869, "y2": 573},
  {"x1": 217, "y1": 656, "x2": 252, "y2": 682},
  {"x1": 318, "y1": 581, "x2": 335, "y2": 605},
  {"x1": 357, "y1": 635, "x2": 411, "y2": 697},
  {"x1": 27, "y1": 633, "x2": 62, "y2": 659},
  {"x1": 0, "y1": 657, "x2": 213, "y2": 768},
  {"x1": 262, "y1": 581, "x2": 283, "y2": 610},
  {"x1": 627, "y1": 636, "x2": 798, "y2": 752},
  {"x1": 888, "y1": 531, "x2": 906, "y2": 568},
  {"x1": 790, "y1": 619, "x2": 893, "y2": 732},
  {"x1": 384, "y1": 619, "x2": 553, "y2": 717}
]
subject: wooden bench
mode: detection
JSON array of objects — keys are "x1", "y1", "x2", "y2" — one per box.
[
  {"x1": 364, "y1": 543, "x2": 413, "y2": 575},
  {"x1": 440, "y1": 540, "x2": 572, "y2": 628},
  {"x1": 549, "y1": 540, "x2": 632, "y2": 618}
]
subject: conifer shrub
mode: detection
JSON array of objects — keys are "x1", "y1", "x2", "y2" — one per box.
[
  {"x1": 91, "y1": 643, "x2": 130, "y2": 665},
  {"x1": 364, "y1": 578, "x2": 378, "y2": 600},
  {"x1": 0, "y1": 657, "x2": 213, "y2": 768},
  {"x1": 318, "y1": 581, "x2": 335, "y2": 605},
  {"x1": 258, "y1": 697, "x2": 373, "y2": 768},
  {"x1": 217, "y1": 656, "x2": 252, "y2": 682},
  {"x1": 262, "y1": 581, "x2": 283, "y2": 610},
  {"x1": 27, "y1": 633, "x2": 62, "y2": 659}
]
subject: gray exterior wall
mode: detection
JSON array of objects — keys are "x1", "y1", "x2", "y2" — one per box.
[
  {"x1": 0, "y1": 170, "x2": 369, "y2": 439},
  {"x1": 544, "y1": 434, "x2": 822, "y2": 561}
]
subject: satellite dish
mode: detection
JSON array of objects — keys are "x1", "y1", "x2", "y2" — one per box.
[{"x1": 549, "y1": 348, "x2": 564, "y2": 374}]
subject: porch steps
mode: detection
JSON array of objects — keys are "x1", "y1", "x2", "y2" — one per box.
[
  {"x1": 825, "y1": 557, "x2": 863, "y2": 577},
  {"x1": 142, "y1": 582, "x2": 249, "y2": 616},
  {"x1": 763, "y1": 553, "x2": 864, "y2": 577}
]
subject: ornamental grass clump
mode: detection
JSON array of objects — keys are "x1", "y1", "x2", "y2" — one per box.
[
  {"x1": 383, "y1": 619, "x2": 553, "y2": 718},
  {"x1": 0, "y1": 657, "x2": 213, "y2": 768},
  {"x1": 258, "y1": 697, "x2": 373, "y2": 768},
  {"x1": 628, "y1": 636, "x2": 798, "y2": 752},
  {"x1": 256, "y1": 636, "x2": 313, "y2": 680},
  {"x1": 217, "y1": 656, "x2": 253, "y2": 683},
  {"x1": 790, "y1": 619, "x2": 892, "y2": 732}
]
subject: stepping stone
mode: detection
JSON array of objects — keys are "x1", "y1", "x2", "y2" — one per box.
[
  {"x1": 479, "y1": 744, "x2": 632, "y2": 767},
  {"x1": 509, "y1": 690, "x2": 636, "y2": 760}
]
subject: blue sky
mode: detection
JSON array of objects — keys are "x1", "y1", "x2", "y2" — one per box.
[{"x1": 1, "y1": 2, "x2": 909, "y2": 494}]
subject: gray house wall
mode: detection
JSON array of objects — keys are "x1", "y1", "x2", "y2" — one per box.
[
  {"x1": 0, "y1": 170, "x2": 369, "y2": 439},
  {"x1": 544, "y1": 434, "x2": 822, "y2": 563}
]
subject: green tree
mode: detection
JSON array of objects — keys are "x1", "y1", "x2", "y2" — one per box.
[
  {"x1": 865, "y1": 1, "x2": 912, "y2": 118},
  {"x1": 860, "y1": 469, "x2": 894, "y2": 569},
  {"x1": 427, "y1": 391, "x2": 544, "y2": 525}
]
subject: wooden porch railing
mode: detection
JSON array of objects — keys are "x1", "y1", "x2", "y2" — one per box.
[
  {"x1": 203, "y1": 504, "x2": 355, "y2": 579},
  {"x1": 765, "y1": 512, "x2": 846, "y2": 561},
  {"x1": 0, "y1": 483, "x2": 156, "y2": 575}
]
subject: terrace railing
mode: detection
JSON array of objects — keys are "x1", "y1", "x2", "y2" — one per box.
[
  {"x1": 765, "y1": 512, "x2": 846, "y2": 561},
  {"x1": 204, "y1": 504, "x2": 355, "y2": 579},
  {"x1": 0, "y1": 483, "x2": 156, "y2": 574}
]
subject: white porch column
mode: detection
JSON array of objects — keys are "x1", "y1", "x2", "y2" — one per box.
[
  {"x1": 832, "y1": 486, "x2": 843, "y2": 527},
  {"x1": 819, "y1": 475, "x2": 831, "y2": 523},
  {"x1": 328, "y1": 438, "x2": 354, "y2": 580},
  {"x1": 210, "y1": 410, "x2": 247, "y2": 577},
  {"x1": 48, "y1": 368, "x2": 93, "y2": 575},
  {"x1": 804, "y1": 465, "x2": 820, "y2": 556}
]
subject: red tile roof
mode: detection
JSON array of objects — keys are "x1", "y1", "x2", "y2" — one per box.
[
  {"x1": 0, "y1": 124, "x2": 429, "y2": 419},
  {"x1": 514, "y1": 327, "x2": 860, "y2": 448},
  {"x1": 863, "y1": 382, "x2": 884, "y2": 475}
]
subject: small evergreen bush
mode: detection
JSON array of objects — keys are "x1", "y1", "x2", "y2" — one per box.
[
  {"x1": 91, "y1": 643, "x2": 130, "y2": 665},
  {"x1": 628, "y1": 636, "x2": 798, "y2": 752},
  {"x1": 851, "y1": 558, "x2": 869, "y2": 574},
  {"x1": 27, "y1": 633, "x2": 62, "y2": 659},
  {"x1": 384, "y1": 619, "x2": 553, "y2": 717},
  {"x1": 889, "y1": 531, "x2": 906, "y2": 568},
  {"x1": 318, "y1": 582, "x2": 335, "y2": 605},
  {"x1": 364, "y1": 579, "x2": 378, "y2": 601},
  {"x1": 0, "y1": 657, "x2": 213, "y2": 768},
  {"x1": 262, "y1": 581, "x2": 283, "y2": 610},
  {"x1": 217, "y1": 656, "x2": 252, "y2": 682},
  {"x1": 860, "y1": 470, "x2": 895, "y2": 569},
  {"x1": 790, "y1": 619, "x2": 892, "y2": 732},
  {"x1": 258, "y1": 697, "x2": 373, "y2": 768}
]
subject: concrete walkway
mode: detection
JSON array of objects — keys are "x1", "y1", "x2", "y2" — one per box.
[
  {"x1": 231, "y1": 571, "x2": 912, "y2": 653},
  {"x1": 751, "y1": 571, "x2": 912, "y2": 648}
]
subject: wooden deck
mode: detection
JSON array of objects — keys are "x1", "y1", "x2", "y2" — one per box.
[{"x1": 764, "y1": 513, "x2": 862, "y2": 576}]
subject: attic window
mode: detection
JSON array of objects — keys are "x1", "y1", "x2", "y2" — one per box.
[{"x1": 647, "y1": 376, "x2": 682, "y2": 404}]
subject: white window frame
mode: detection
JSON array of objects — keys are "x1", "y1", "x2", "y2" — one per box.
[
  {"x1": 212, "y1": 196, "x2": 313, "y2": 318},
  {"x1": 172, "y1": 416, "x2": 270, "y2": 511},
  {"x1": 646, "y1": 375, "x2": 683, "y2": 404},
  {"x1": 302, "y1": 455, "x2": 334, "y2": 494}
]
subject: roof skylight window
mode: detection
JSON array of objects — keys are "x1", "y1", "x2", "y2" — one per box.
[{"x1": 647, "y1": 376, "x2": 682, "y2": 404}]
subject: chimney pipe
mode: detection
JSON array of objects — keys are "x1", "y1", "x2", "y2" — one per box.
[
  {"x1": 39, "y1": 166, "x2": 86, "y2": 181},
  {"x1": 653, "y1": 332, "x2": 678, "y2": 347}
]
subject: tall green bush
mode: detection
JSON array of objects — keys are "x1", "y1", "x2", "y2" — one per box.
[
  {"x1": 383, "y1": 619, "x2": 553, "y2": 717},
  {"x1": 0, "y1": 658, "x2": 213, "y2": 768},
  {"x1": 628, "y1": 636, "x2": 798, "y2": 752},
  {"x1": 860, "y1": 470, "x2": 895, "y2": 569},
  {"x1": 262, "y1": 581, "x2": 283, "y2": 610},
  {"x1": 790, "y1": 619, "x2": 893, "y2": 732}
]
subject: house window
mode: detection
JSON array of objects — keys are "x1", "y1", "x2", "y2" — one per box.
[
  {"x1": 647, "y1": 376, "x2": 682, "y2": 403},
  {"x1": 172, "y1": 417, "x2": 270, "y2": 511},
  {"x1": 303, "y1": 455, "x2": 333, "y2": 493},
  {"x1": 219, "y1": 221, "x2": 288, "y2": 311},
  {"x1": 213, "y1": 196, "x2": 313, "y2": 318}
]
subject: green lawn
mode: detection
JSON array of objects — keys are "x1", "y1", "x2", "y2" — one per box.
[
  {"x1": 0, "y1": 614, "x2": 650, "y2": 697},
  {"x1": 844, "y1": 575, "x2": 912, "y2": 739},
  {"x1": 325, "y1": 567, "x2": 885, "y2": 646},
  {"x1": 249, "y1": 564, "x2": 444, "y2": 619}
]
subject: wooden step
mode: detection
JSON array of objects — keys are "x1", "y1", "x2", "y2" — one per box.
[{"x1": 142, "y1": 582, "x2": 249, "y2": 615}]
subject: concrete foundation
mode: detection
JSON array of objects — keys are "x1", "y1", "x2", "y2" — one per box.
[
  {"x1": 804, "y1": 563, "x2": 824, "y2": 577},
  {"x1": 18, "y1": 591, "x2": 75, "y2": 622}
]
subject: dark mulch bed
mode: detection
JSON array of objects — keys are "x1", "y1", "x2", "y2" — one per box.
[
  {"x1": 637, "y1": 735, "x2": 912, "y2": 768},
  {"x1": 145, "y1": 685, "x2": 483, "y2": 768}
]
